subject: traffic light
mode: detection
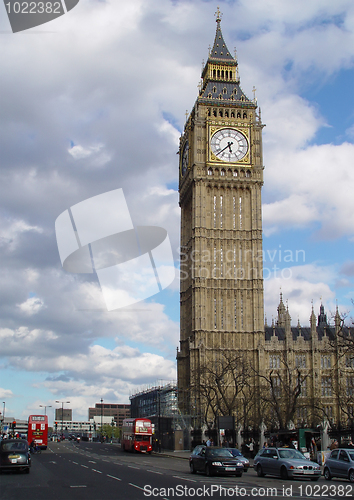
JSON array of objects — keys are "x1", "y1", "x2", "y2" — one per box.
[{"x1": 12, "y1": 421, "x2": 16, "y2": 430}]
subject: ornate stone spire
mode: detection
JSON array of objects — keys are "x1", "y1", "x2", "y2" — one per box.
[
  {"x1": 209, "y1": 7, "x2": 234, "y2": 62},
  {"x1": 277, "y1": 291, "x2": 286, "y2": 327}
]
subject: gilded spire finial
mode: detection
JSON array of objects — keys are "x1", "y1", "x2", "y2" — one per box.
[
  {"x1": 252, "y1": 86, "x2": 257, "y2": 101},
  {"x1": 215, "y1": 6, "x2": 222, "y2": 23}
]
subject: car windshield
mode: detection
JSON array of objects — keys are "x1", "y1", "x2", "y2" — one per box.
[
  {"x1": 1, "y1": 441, "x2": 27, "y2": 452},
  {"x1": 207, "y1": 449, "x2": 233, "y2": 458},
  {"x1": 349, "y1": 452, "x2": 354, "y2": 461},
  {"x1": 228, "y1": 449, "x2": 242, "y2": 456},
  {"x1": 278, "y1": 449, "x2": 305, "y2": 460}
]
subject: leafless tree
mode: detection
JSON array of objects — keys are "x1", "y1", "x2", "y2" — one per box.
[
  {"x1": 257, "y1": 355, "x2": 309, "y2": 431},
  {"x1": 196, "y1": 350, "x2": 256, "y2": 430}
]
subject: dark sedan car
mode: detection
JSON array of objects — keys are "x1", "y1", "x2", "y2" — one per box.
[
  {"x1": 189, "y1": 446, "x2": 244, "y2": 476},
  {"x1": 324, "y1": 448, "x2": 354, "y2": 482},
  {"x1": 254, "y1": 447, "x2": 321, "y2": 480},
  {"x1": 226, "y1": 448, "x2": 250, "y2": 471},
  {"x1": 0, "y1": 439, "x2": 31, "y2": 474}
]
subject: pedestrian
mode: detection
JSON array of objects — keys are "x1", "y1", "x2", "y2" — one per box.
[{"x1": 206, "y1": 438, "x2": 211, "y2": 446}]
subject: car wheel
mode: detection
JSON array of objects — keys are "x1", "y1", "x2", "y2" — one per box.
[
  {"x1": 280, "y1": 466, "x2": 288, "y2": 480},
  {"x1": 324, "y1": 467, "x2": 331, "y2": 480},
  {"x1": 257, "y1": 465, "x2": 264, "y2": 477},
  {"x1": 349, "y1": 469, "x2": 354, "y2": 483},
  {"x1": 190, "y1": 462, "x2": 196, "y2": 474},
  {"x1": 205, "y1": 465, "x2": 212, "y2": 477}
]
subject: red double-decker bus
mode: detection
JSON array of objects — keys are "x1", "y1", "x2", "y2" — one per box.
[
  {"x1": 121, "y1": 418, "x2": 152, "y2": 453},
  {"x1": 28, "y1": 415, "x2": 48, "y2": 450}
]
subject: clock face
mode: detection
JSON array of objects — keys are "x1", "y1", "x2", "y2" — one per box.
[
  {"x1": 181, "y1": 141, "x2": 189, "y2": 176},
  {"x1": 210, "y1": 128, "x2": 248, "y2": 162}
]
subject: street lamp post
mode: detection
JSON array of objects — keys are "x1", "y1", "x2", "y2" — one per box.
[
  {"x1": 39, "y1": 405, "x2": 52, "y2": 415},
  {"x1": 1, "y1": 402, "x2": 5, "y2": 434},
  {"x1": 100, "y1": 399, "x2": 103, "y2": 442},
  {"x1": 55, "y1": 401, "x2": 70, "y2": 435}
]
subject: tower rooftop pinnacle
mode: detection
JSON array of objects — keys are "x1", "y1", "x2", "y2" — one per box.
[{"x1": 209, "y1": 7, "x2": 234, "y2": 62}]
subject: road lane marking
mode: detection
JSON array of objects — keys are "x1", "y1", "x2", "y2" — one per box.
[
  {"x1": 81, "y1": 465, "x2": 89, "y2": 468},
  {"x1": 88, "y1": 460, "x2": 96, "y2": 463},
  {"x1": 147, "y1": 470, "x2": 163, "y2": 475},
  {"x1": 128, "y1": 465, "x2": 140, "y2": 469},
  {"x1": 107, "y1": 474, "x2": 121, "y2": 481},
  {"x1": 173, "y1": 476, "x2": 197, "y2": 482},
  {"x1": 70, "y1": 485, "x2": 87, "y2": 488},
  {"x1": 129, "y1": 483, "x2": 145, "y2": 491},
  {"x1": 72, "y1": 461, "x2": 78, "y2": 464},
  {"x1": 92, "y1": 469, "x2": 102, "y2": 474}
]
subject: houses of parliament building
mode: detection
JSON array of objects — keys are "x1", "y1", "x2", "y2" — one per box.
[{"x1": 176, "y1": 10, "x2": 354, "y2": 445}]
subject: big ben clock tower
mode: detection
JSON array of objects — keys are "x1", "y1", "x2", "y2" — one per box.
[{"x1": 177, "y1": 9, "x2": 265, "y2": 423}]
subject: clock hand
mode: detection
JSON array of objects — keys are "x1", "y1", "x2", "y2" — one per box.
[{"x1": 216, "y1": 141, "x2": 233, "y2": 156}]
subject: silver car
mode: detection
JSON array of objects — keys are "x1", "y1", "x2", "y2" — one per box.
[
  {"x1": 324, "y1": 448, "x2": 354, "y2": 482},
  {"x1": 254, "y1": 447, "x2": 321, "y2": 480}
]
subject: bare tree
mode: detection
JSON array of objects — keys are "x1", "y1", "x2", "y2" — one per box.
[
  {"x1": 257, "y1": 355, "x2": 309, "y2": 431},
  {"x1": 195, "y1": 350, "x2": 256, "y2": 430}
]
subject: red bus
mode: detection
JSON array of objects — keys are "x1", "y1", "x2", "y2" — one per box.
[
  {"x1": 28, "y1": 415, "x2": 48, "y2": 450},
  {"x1": 121, "y1": 418, "x2": 152, "y2": 453}
]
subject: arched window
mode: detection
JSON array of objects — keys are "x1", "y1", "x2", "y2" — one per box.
[
  {"x1": 208, "y1": 168, "x2": 213, "y2": 176},
  {"x1": 231, "y1": 111, "x2": 235, "y2": 118},
  {"x1": 246, "y1": 170, "x2": 251, "y2": 178},
  {"x1": 219, "y1": 110, "x2": 223, "y2": 117},
  {"x1": 208, "y1": 93, "x2": 212, "y2": 99},
  {"x1": 221, "y1": 70, "x2": 224, "y2": 78},
  {"x1": 208, "y1": 108, "x2": 211, "y2": 116},
  {"x1": 233, "y1": 170, "x2": 238, "y2": 177},
  {"x1": 221, "y1": 169, "x2": 226, "y2": 177},
  {"x1": 223, "y1": 87, "x2": 227, "y2": 94},
  {"x1": 213, "y1": 86, "x2": 217, "y2": 93},
  {"x1": 237, "y1": 111, "x2": 241, "y2": 118},
  {"x1": 233, "y1": 88, "x2": 237, "y2": 95},
  {"x1": 217, "y1": 70, "x2": 220, "y2": 78},
  {"x1": 213, "y1": 109, "x2": 217, "y2": 117},
  {"x1": 213, "y1": 69, "x2": 216, "y2": 78},
  {"x1": 243, "y1": 112, "x2": 247, "y2": 119},
  {"x1": 225, "y1": 110, "x2": 229, "y2": 118}
]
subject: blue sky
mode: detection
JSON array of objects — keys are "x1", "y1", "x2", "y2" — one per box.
[{"x1": 1, "y1": 0, "x2": 354, "y2": 425}]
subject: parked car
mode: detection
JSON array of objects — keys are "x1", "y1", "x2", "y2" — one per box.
[
  {"x1": 226, "y1": 448, "x2": 250, "y2": 471},
  {"x1": 189, "y1": 446, "x2": 244, "y2": 476},
  {"x1": 254, "y1": 447, "x2": 321, "y2": 480},
  {"x1": 0, "y1": 439, "x2": 31, "y2": 474},
  {"x1": 324, "y1": 448, "x2": 354, "y2": 482}
]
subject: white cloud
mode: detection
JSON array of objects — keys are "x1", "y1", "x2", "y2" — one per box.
[
  {"x1": 0, "y1": 388, "x2": 14, "y2": 399},
  {"x1": 17, "y1": 296, "x2": 46, "y2": 316},
  {"x1": 0, "y1": 217, "x2": 43, "y2": 250},
  {"x1": 264, "y1": 263, "x2": 337, "y2": 325}
]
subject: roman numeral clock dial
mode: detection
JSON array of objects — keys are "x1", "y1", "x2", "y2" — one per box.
[{"x1": 210, "y1": 128, "x2": 248, "y2": 162}]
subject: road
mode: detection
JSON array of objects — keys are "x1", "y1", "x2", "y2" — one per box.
[{"x1": 0, "y1": 441, "x2": 353, "y2": 499}]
